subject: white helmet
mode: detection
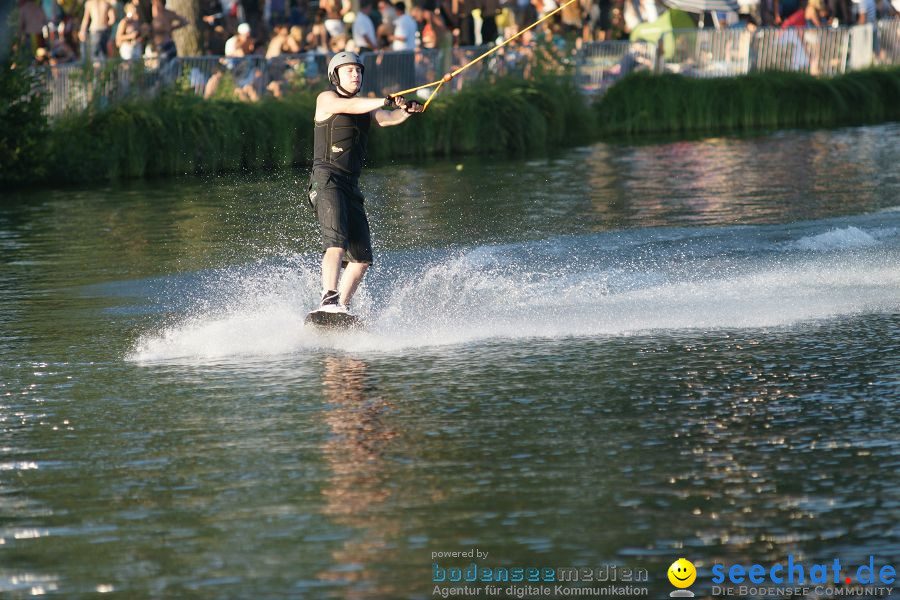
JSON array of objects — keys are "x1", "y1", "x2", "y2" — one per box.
[{"x1": 327, "y1": 51, "x2": 364, "y2": 89}]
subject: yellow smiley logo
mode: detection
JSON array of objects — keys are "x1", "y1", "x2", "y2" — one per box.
[{"x1": 668, "y1": 558, "x2": 697, "y2": 588}]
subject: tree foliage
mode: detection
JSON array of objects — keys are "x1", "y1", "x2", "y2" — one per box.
[{"x1": 0, "y1": 56, "x2": 48, "y2": 188}]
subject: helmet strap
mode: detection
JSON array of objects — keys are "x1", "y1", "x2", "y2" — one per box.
[{"x1": 335, "y1": 83, "x2": 358, "y2": 98}]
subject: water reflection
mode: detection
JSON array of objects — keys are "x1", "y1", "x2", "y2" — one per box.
[
  {"x1": 0, "y1": 124, "x2": 898, "y2": 598},
  {"x1": 576, "y1": 126, "x2": 895, "y2": 229},
  {"x1": 3, "y1": 125, "x2": 898, "y2": 292},
  {"x1": 316, "y1": 355, "x2": 400, "y2": 598}
]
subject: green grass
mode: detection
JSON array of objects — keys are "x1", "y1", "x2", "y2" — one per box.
[
  {"x1": 36, "y1": 74, "x2": 594, "y2": 185},
  {"x1": 595, "y1": 67, "x2": 900, "y2": 137},
  {"x1": 368, "y1": 76, "x2": 596, "y2": 161},
  {"x1": 7, "y1": 67, "x2": 900, "y2": 187},
  {"x1": 46, "y1": 92, "x2": 316, "y2": 183}
]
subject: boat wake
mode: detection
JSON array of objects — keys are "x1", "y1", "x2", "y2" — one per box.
[{"x1": 127, "y1": 217, "x2": 900, "y2": 362}]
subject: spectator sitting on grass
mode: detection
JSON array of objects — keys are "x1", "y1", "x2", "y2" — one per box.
[
  {"x1": 534, "y1": 22, "x2": 568, "y2": 72},
  {"x1": 307, "y1": 10, "x2": 330, "y2": 53},
  {"x1": 225, "y1": 22, "x2": 254, "y2": 57},
  {"x1": 48, "y1": 22, "x2": 77, "y2": 63},
  {"x1": 266, "y1": 22, "x2": 301, "y2": 57},
  {"x1": 330, "y1": 33, "x2": 349, "y2": 53},
  {"x1": 805, "y1": 0, "x2": 830, "y2": 25},
  {"x1": 223, "y1": 23, "x2": 262, "y2": 102},
  {"x1": 203, "y1": 22, "x2": 252, "y2": 100},
  {"x1": 289, "y1": 25, "x2": 305, "y2": 49},
  {"x1": 266, "y1": 23, "x2": 302, "y2": 98},
  {"x1": 780, "y1": 5, "x2": 806, "y2": 27}
]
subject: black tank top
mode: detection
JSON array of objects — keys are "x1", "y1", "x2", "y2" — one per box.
[{"x1": 312, "y1": 111, "x2": 371, "y2": 179}]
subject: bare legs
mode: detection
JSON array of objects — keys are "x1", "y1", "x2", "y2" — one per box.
[
  {"x1": 321, "y1": 247, "x2": 344, "y2": 292},
  {"x1": 321, "y1": 247, "x2": 369, "y2": 306},
  {"x1": 339, "y1": 262, "x2": 368, "y2": 305}
]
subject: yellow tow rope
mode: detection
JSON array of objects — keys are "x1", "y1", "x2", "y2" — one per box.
[{"x1": 392, "y1": 0, "x2": 578, "y2": 111}]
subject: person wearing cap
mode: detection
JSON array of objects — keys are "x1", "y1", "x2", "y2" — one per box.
[
  {"x1": 307, "y1": 51, "x2": 424, "y2": 316},
  {"x1": 225, "y1": 22, "x2": 253, "y2": 56}
]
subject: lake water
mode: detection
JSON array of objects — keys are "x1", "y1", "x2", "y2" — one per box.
[{"x1": 1, "y1": 123, "x2": 899, "y2": 599}]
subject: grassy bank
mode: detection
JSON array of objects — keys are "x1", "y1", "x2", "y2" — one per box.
[
  {"x1": 46, "y1": 92, "x2": 316, "y2": 182},
  {"x1": 368, "y1": 75, "x2": 596, "y2": 160},
  {"x1": 596, "y1": 67, "x2": 900, "y2": 137},
  {"x1": 5, "y1": 66, "x2": 900, "y2": 187},
  {"x1": 36, "y1": 75, "x2": 594, "y2": 185}
]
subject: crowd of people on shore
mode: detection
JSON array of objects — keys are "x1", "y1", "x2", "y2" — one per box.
[
  {"x1": 18, "y1": 0, "x2": 188, "y2": 65},
  {"x1": 14, "y1": 0, "x2": 898, "y2": 69},
  {"x1": 17, "y1": 0, "x2": 586, "y2": 68},
  {"x1": 13, "y1": 0, "x2": 900, "y2": 110}
]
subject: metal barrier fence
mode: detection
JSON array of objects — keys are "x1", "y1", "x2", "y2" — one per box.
[
  {"x1": 35, "y1": 47, "x2": 504, "y2": 118},
  {"x1": 574, "y1": 40, "x2": 657, "y2": 94},
  {"x1": 655, "y1": 24, "x2": 879, "y2": 78},
  {"x1": 360, "y1": 49, "x2": 423, "y2": 96},
  {"x1": 659, "y1": 28, "x2": 754, "y2": 77},
  {"x1": 32, "y1": 18, "x2": 900, "y2": 116},
  {"x1": 878, "y1": 18, "x2": 900, "y2": 64},
  {"x1": 179, "y1": 54, "x2": 329, "y2": 100},
  {"x1": 752, "y1": 26, "x2": 854, "y2": 75},
  {"x1": 847, "y1": 23, "x2": 875, "y2": 70},
  {"x1": 37, "y1": 53, "x2": 330, "y2": 117},
  {"x1": 37, "y1": 58, "x2": 177, "y2": 116}
]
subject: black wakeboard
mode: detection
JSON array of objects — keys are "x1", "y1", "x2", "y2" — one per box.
[{"x1": 304, "y1": 310, "x2": 363, "y2": 331}]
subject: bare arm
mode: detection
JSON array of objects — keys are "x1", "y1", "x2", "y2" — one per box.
[
  {"x1": 393, "y1": 22, "x2": 408, "y2": 42},
  {"x1": 374, "y1": 108, "x2": 413, "y2": 126},
  {"x1": 806, "y1": 5, "x2": 821, "y2": 25},
  {"x1": 115, "y1": 18, "x2": 127, "y2": 45},
  {"x1": 79, "y1": 3, "x2": 91, "y2": 40},
  {"x1": 315, "y1": 90, "x2": 386, "y2": 120},
  {"x1": 169, "y1": 9, "x2": 188, "y2": 31}
]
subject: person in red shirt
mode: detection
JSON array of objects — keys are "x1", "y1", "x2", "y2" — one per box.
[{"x1": 780, "y1": 6, "x2": 807, "y2": 27}]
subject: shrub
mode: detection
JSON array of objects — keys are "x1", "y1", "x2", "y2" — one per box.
[{"x1": 0, "y1": 53, "x2": 49, "y2": 188}]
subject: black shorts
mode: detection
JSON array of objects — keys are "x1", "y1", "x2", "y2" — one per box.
[{"x1": 308, "y1": 169, "x2": 374, "y2": 264}]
